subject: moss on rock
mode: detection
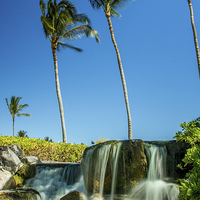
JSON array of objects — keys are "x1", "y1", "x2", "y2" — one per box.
[{"x1": 81, "y1": 140, "x2": 147, "y2": 195}]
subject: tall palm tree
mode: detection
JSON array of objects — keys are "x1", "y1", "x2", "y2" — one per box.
[
  {"x1": 88, "y1": 0, "x2": 132, "y2": 139},
  {"x1": 5, "y1": 96, "x2": 31, "y2": 137},
  {"x1": 187, "y1": 0, "x2": 200, "y2": 77},
  {"x1": 39, "y1": 0, "x2": 99, "y2": 143}
]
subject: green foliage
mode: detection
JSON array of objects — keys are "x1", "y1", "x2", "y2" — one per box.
[
  {"x1": 5, "y1": 96, "x2": 31, "y2": 137},
  {"x1": 39, "y1": 0, "x2": 99, "y2": 51},
  {"x1": 5, "y1": 96, "x2": 31, "y2": 118},
  {"x1": 174, "y1": 117, "x2": 200, "y2": 200},
  {"x1": 44, "y1": 136, "x2": 53, "y2": 142},
  {"x1": 17, "y1": 130, "x2": 28, "y2": 138},
  {"x1": 13, "y1": 174, "x2": 24, "y2": 188},
  {"x1": 0, "y1": 136, "x2": 87, "y2": 163}
]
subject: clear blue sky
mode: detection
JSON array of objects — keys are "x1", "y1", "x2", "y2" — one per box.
[{"x1": 1, "y1": 0, "x2": 200, "y2": 145}]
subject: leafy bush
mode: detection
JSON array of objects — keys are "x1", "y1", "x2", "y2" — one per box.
[
  {"x1": 174, "y1": 117, "x2": 200, "y2": 200},
  {"x1": 17, "y1": 130, "x2": 28, "y2": 138},
  {"x1": 0, "y1": 136, "x2": 88, "y2": 163}
]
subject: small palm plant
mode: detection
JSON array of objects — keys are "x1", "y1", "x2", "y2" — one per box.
[
  {"x1": 39, "y1": 0, "x2": 99, "y2": 143},
  {"x1": 44, "y1": 136, "x2": 53, "y2": 142},
  {"x1": 5, "y1": 96, "x2": 31, "y2": 137},
  {"x1": 88, "y1": 0, "x2": 133, "y2": 139},
  {"x1": 17, "y1": 130, "x2": 28, "y2": 138}
]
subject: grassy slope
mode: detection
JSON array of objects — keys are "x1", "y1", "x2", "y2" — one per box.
[{"x1": 0, "y1": 136, "x2": 88, "y2": 163}]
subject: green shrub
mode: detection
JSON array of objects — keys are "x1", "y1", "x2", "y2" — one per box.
[
  {"x1": 0, "y1": 136, "x2": 88, "y2": 163},
  {"x1": 174, "y1": 117, "x2": 200, "y2": 200}
]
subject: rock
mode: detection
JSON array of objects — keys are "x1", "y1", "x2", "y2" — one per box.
[
  {"x1": 8, "y1": 145, "x2": 24, "y2": 160},
  {"x1": 0, "y1": 168, "x2": 16, "y2": 190},
  {"x1": 22, "y1": 156, "x2": 42, "y2": 165},
  {"x1": 60, "y1": 191, "x2": 84, "y2": 200},
  {"x1": 0, "y1": 146, "x2": 24, "y2": 174},
  {"x1": 81, "y1": 140, "x2": 147, "y2": 195},
  {"x1": 165, "y1": 140, "x2": 191, "y2": 179},
  {"x1": 145, "y1": 140, "x2": 191, "y2": 179},
  {"x1": 17, "y1": 164, "x2": 36, "y2": 179},
  {"x1": 0, "y1": 189, "x2": 39, "y2": 200}
]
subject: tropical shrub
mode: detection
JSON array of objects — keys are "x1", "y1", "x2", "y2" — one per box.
[
  {"x1": 0, "y1": 136, "x2": 87, "y2": 163},
  {"x1": 17, "y1": 130, "x2": 28, "y2": 138},
  {"x1": 174, "y1": 117, "x2": 200, "y2": 200}
]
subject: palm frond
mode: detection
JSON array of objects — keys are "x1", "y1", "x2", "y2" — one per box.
[
  {"x1": 61, "y1": 25, "x2": 100, "y2": 43},
  {"x1": 73, "y1": 14, "x2": 90, "y2": 25},
  {"x1": 17, "y1": 113, "x2": 31, "y2": 117},
  {"x1": 40, "y1": 0, "x2": 46, "y2": 15},
  {"x1": 110, "y1": 9, "x2": 120, "y2": 18},
  {"x1": 40, "y1": 0, "x2": 100, "y2": 50},
  {"x1": 5, "y1": 96, "x2": 30, "y2": 117},
  {"x1": 57, "y1": 41, "x2": 82, "y2": 52},
  {"x1": 88, "y1": 0, "x2": 105, "y2": 10},
  {"x1": 111, "y1": 0, "x2": 132, "y2": 11},
  {"x1": 58, "y1": 0, "x2": 76, "y2": 13},
  {"x1": 41, "y1": 15, "x2": 56, "y2": 36}
]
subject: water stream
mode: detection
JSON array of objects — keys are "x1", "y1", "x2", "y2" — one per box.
[
  {"x1": 24, "y1": 164, "x2": 85, "y2": 200},
  {"x1": 127, "y1": 144, "x2": 179, "y2": 200},
  {"x1": 23, "y1": 143, "x2": 179, "y2": 200}
]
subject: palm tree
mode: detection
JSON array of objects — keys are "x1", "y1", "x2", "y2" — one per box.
[
  {"x1": 17, "y1": 130, "x2": 28, "y2": 137},
  {"x1": 39, "y1": 0, "x2": 99, "y2": 143},
  {"x1": 5, "y1": 96, "x2": 31, "y2": 137},
  {"x1": 187, "y1": 0, "x2": 200, "y2": 77},
  {"x1": 88, "y1": 0, "x2": 132, "y2": 139},
  {"x1": 44, "y1": 136, "x2": 53, "y2": 142}
]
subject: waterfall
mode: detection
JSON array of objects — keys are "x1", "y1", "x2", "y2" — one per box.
[
  {"x1": 81, "y1": 142, "x2": 122, "y2": 200},
  {"x1": 22, "y1": 141, "x2": 180, "y2": 200},
  {"x1": 127, "y1": 144, "x2": 179, "y2": 200},
  {"x1": 24, "y1": 164, "x2": 85, "y2": 200}
]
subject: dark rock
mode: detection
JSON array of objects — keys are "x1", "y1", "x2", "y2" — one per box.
[
  {"x1": 145, "y1": 140, "x2": 191, "y2": 179},
  {"x1": 0, "y1": 189, "x2": 38, "y2": 200},
  {"x1": 81, "y1": 140, "x2": 147, "y2": 195},
  {"x1": 17, "y1": 164, "x2": 36, "y2": 179},
  {"x1": 60, "y1": 191, "x2": 84, "y2": 200},
  {"x1": 165, "y1": 140, "x2": 191, "y2": 179}
]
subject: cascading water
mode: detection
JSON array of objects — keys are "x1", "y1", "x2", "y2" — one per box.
[
  {"x1": 81, "y1": 142, "x2": 122, "y2": 200},
  {"x1": 24, "y1": 164, "x2": 85, "y2": 200},
  {"x1": 22, "y1": 141, "x2": 180, "y2": 200},
  {"x1": 127, "y1": 144, "x2": 179, "y2": 200}
]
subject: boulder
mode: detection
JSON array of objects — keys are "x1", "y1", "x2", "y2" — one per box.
[
  {"x1": 8, "y1": 144, "x2": 24, "y2": 160},
  {"x1": 165, "y1": 140, "x2": 191, "y2": 179},
  {"x1": 145, "y1": 140, "x2": 191, "y2": 179},
  {"x1": 81, "y1": 140, "x2": 147, "y2": 195},
  {"x1": 17, "y1": 164, "x2": 36, "y2": 179},
  {"x1": 0, "y1": 146, "x2": 24, "y2": 174},
  {"x1": 22, "y1": 156, "x2": 42, "y2": 165},
  {"x1": 60, "y1": 191, "x2": 84, "y2": 200},
  {"x1": 0, "y1": 168, "x2": 16, "y2": 190}
]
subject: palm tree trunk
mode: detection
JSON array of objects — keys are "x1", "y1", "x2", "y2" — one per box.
[
  {"x1": 52, "y1": 48, "x2": 67, "y2": 143},
  {"x1": 13, "y1": 116, "x2": 15, "y2": 137},
  {"x1": 187, "y1": 0, "x2": 200, "y2": 77},
  {"x1": 106, "y1": 12, "x2": 132, "y2": 140}
]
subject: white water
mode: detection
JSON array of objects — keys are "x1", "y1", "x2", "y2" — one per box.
[
  {"x1": 126, "y1": 145, "x2": 179, "y2": 200},
  {"x1": 24, "y1": 164, "x2": 86, "y2": 200},
  {"x1": 82, "y1": 142, "x2": 122, "y2": 200},
  {"x1": 23, "y1": 143, "x2": 179, "y2": 200}
]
